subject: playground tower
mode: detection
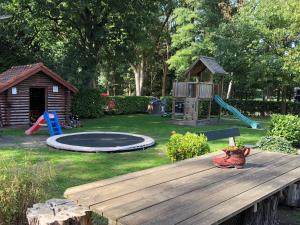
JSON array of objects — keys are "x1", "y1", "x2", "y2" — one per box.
[{"x1": 172, "y1": 56, "x2": 228, "y2": 126}]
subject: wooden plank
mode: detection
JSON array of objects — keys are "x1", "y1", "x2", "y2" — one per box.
[
  {"x1": 70, "y1": 151, "x2": 262, "y2": 205},
  {"x1": 65, "y1": 151, "x2": 241, "y2": 198},
  {"x1": 179, "y1": 166, "x2": 300, "y2": 225},
  {"x1": 117, "y1": 155, "x2": 300, "y2": 225},
  {"x1": 91, "y1": 152, "x2": 286, "y2": 220},
  {"x1": 72, "y1": 154, "x2": 226, "y2": 205}
]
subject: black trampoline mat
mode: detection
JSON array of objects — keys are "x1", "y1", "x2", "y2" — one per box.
[{"x1": 56, "y1": 133, "x2": 145, "y2": 147}]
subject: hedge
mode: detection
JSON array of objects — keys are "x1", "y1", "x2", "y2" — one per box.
[
  {"x1": 72, "y1": 89, "x2": 154, "y2": 118},
  {"x1": 160, "y1": 96, "x2": 173, "y2": 112},
  {"x1": 72, "y1": 90, "x2": 300, "y2": 119},
  {"x1": 72, "y1": 89, "x2": 106, "y2": 118},
  {"x1": 226, "y1": 100, "x2": 300, "y2": 116},
  {"x1": 105, "y1": 96, "x2": 153, "y2": 114}
]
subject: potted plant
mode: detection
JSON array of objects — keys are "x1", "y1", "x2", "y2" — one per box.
[{"x1": 213, "y1": 142, "x2": 251, "y2": 169}]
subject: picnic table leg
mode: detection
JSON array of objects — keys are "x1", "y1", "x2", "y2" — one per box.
[
  {"x1": 221, "y1": 193, "x2": 280, "y2": 225},
  {"x1": 284, "y1": 181, "x2": 300, "y2": 207}
]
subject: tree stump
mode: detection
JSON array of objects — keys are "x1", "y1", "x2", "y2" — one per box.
[
  {"x1": 283, "y1": 181, "x2": 300, "y2": 207},
  {"x1": 27, "y1": 199, "x2": 91, "y2": 225},
  {"x1": 220, "y1": 193, "x2": 280, "y2": 225}
]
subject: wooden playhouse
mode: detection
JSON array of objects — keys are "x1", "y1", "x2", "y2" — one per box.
[
  {"x1": 172, "y1": 56, "x2": 228, "y2": 125},
  {"x1": 0, "y1": 63, "x2": 78, "y2": 127}
]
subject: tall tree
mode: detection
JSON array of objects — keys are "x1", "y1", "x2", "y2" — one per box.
[
  {"x1": 122, "y1": 0, "x2": 175, "y2": 96},
  {"x1": 167, "y1": 0, "x2": 238, "y2": 79}
]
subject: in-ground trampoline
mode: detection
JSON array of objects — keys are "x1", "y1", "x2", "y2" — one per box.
[{"x1": 46, "y1": 132, "x2": 155, "y2": 152}]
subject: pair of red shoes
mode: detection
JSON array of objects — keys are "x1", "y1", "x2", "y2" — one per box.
[{"x1": 213, "y1": 147, "x2": 251, "y2": 169}]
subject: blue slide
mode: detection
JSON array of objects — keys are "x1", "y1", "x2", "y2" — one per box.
[{"x1": 214, "y1": 95, "x2": 260, "y2": 129}]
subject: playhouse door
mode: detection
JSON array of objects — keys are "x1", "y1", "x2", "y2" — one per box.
[{"x1": 29, "y1": 88, "x2": 46, "y2": 123}]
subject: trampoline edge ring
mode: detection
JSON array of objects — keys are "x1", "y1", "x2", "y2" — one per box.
[{"x1": 46, "y1": 132, "x2": 155, "y2": 152}]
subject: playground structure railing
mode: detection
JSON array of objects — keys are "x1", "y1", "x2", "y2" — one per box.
[{"x1": 173, "y1": 82, "x2": 215, "y2": 99}]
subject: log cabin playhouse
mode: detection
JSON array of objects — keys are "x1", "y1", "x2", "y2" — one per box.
[
  {"x1": 172, "y1": 56, "x2": 228, "y2": 126},
  {"x1": 0, "y1": 63, "x2": 78, "y2": 127}
]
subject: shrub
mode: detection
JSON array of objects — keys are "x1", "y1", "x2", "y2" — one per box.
[
  {"x1": 72, "y1": 89, "x2": 155, "y2": 118},
  {"x1": 167, "y1": 132, "x2": 210, "y2": 161},
  {"x1": 0, "y1": 160, "x2": 54, "y2": 225},
  {"x1": 224, "y1": 99, "x2": 300, "y2": 116},
  {"x1": 160, "y1": 96, "x2": 172, "y2": 112},
  {"x1": 106, "y1": 96, "x2": 152, "y2": 114},
  {"x1": 72, "y1": 89, "x2": 105, "y2": 118},
  {"x1": 257, "y1": 136, "x2": 297, "y2": 154},
  {"x1": 268, "y1": 114, "x2": 300, "y2": 145}
]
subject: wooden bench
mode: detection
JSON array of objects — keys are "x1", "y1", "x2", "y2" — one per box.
[
  {"x1": 200, "y1": 127, "x2": 240, "y2": 146},
  {"x1": 64, "y1": 150, "x2": 300, "y2": 225},
  {"x1": 201, "y1": 127, "x2": 257, "y2": 149}
]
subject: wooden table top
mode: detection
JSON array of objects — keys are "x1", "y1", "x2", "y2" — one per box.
[{"x1": 65, "y1": 150, "x2": 300, "y2": 225}]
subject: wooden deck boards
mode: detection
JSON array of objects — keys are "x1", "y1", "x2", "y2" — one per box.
[{"x1": 65, "y1": 151, "x2": 300, "y2": 225}]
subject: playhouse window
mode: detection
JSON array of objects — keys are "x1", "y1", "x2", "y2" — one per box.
[
  {"x1": 53, "y1": 85, "x2": 58, "y2": 93},
  {"x1": 11, "y1": 87, "x2": 17, "y2": 95}
]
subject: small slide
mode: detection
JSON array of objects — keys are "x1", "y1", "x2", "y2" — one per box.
[
  {"x1": 25, "y1": 113, "x2": 55, "y2": 135},
  {"x1": 214, "y1": 95, "x2": 260, "y2": 129}
]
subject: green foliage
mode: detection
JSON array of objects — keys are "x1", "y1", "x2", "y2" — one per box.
[
  {"x1": 72, "y1": 89, "x2": 153, "y2": 118},
  {"x1": 0, "y1": 160, "x2": 54, "y2": 225},
  {"x1": 72, "y1": 89, "x2": 106, "y2": 118},
  {"x1": 197, "y1": 101, "x2": 219, "y2": 118},
  {"x1": 215, "y1": 0, "x2": 300, "y2": 102},
  {"x1": 167, "y1": 132, "x2": 210, "y2": 161},
  {"x1": 235, "y1": 139, "x2": 245, "y2": 149},
  {"x1": 106, "y1": 96, "x2": 152, "y2": 114},
  {"x1": 160, "y1": 96, "x2": 173, "y2": 112},
  {"x1": 225, "y1": 100, "x2": 300, "y2": 116},
  {"x1": 268, "y1": 114, "x2": 300, "y2": 145},
  {"x1": 257, "y1": 136, "x2": 297, "y2": 154}
]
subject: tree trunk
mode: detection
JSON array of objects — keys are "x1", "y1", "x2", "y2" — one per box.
[
  {"x1": 128, "y1": 83, "x2": 132, "y2": 96},
  {"x1": 281, "y1": 85, "x2": 287, "y2": 114},
  {"x1": 162, "y1": 42, "x2": 169, "y2": 97},
  {"x1": 277, "y1": 89, "x2": 281, "y2": 102},
  {"x1": 283, "y1": 181, "x2": 300, "y2": 207},
  {"x1": 162, "y1": 62, "x2": 168, "y2": 96},
  {"x1": 132, "y1": 57, "x2": 145, "y2": 96},
  {"x1": 220, "y1": 193, "x2": 280, "y2": 225},
  {"x1": 226, "y1": 80, "x2": 233, "y2": 99}
]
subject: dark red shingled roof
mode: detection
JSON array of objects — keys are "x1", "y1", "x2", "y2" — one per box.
[{"x1": 0, "y1": 63, "x2": 78, "y2": 93}]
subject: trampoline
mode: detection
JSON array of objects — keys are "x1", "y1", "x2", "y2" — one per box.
[{"x1": 46, "y1": 132, "x2": 155, "y2": 152}]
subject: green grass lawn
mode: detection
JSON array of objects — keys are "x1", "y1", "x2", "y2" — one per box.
[{"x1": 0, "y1": 114, "x2": 269, "y2": 197}]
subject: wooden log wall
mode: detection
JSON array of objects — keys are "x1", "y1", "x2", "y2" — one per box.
[
  {"x1": 0, "y1": 73, "x2": 72, "y2": 126},
  {"x1": 199, "y1": 83, "x2": 213, "y2": 99},
  {"x1": 174, "y1": 82, "x2": 187, "y2": 97},
  {"x1": 0, "y1": 92, "x2": 7, "y2": 126}
]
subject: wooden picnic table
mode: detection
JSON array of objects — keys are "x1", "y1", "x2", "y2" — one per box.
[{"x1": 64, "y1": 150, "x2": 300, "y2": 225}]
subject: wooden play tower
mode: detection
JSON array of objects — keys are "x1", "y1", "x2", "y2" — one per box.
[{"x1": 172, "y1": 56, "x2": 228, "y2": 126}]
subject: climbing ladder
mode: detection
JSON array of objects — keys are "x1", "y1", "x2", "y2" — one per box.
[{"x1": 43, "y1": 111, "x2": 63, "y2": 136}]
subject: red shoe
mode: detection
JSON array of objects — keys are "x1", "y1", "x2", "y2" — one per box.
[{"x1": 213, "y1": 147, "x2": 251, "y2": 169}]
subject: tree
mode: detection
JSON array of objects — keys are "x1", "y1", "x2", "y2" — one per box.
[
  {"x1": 122, "y1": 0, "x2": 175, "y2": 96},
  {"x1": 167, "y1": 0, "x2": 236, "y2": 79},
  {"x1": 214, "y1": 0, "x2": 300, "y2": 107}
]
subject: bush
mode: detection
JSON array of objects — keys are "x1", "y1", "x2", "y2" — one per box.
[
  {"x1": 72, "y1": 89, "x2": 155, "y2": 118},
  {"x1": 106, "y1": 96, "x2": 152, "y2": 114},
  {"x1": 225, "y1": 99, "x2": 300, "y2": 116},
  {"x1": 268, "y1": 114, "x2": 300, "y2": 145},
  {"x1": 160, "y1": 96, "x2": 172, "y2": 112},
  {"x1": 72, "y1": 89, "x2": 105, "y2": 118},
  {"x1": 0, "y1": 160, "x2": 54, "y2": 225},
  {"x1": 167, "y1": 132, "x2": 210, "y2": 161},
  {"x1": 257, "y1": 136, "x2": 297, "y2": 154}
]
